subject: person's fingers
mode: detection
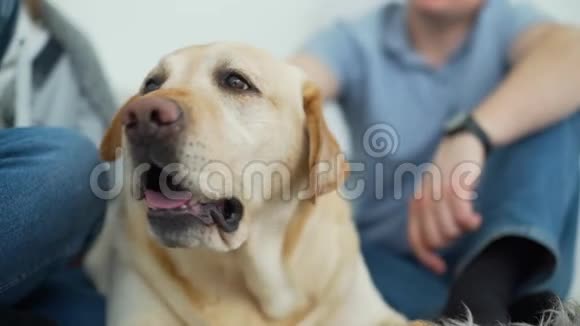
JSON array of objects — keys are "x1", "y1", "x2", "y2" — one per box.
[
  {"x1": 459, "y1": 212, "x2": 482, "y2": 231},
  {"x1": 419, "y1": 205, "x2": 445, "y2": 249},
  {"x1": 408, "y1": 200, "x2": 421, "y2": 247},
  {"x1": 409, "y1": 216, "x2": 447, "y2": 274},
  {"x1": 448, "y1": 189, "x2": 473, "y2": 217},
  {"x1": 449, "y1": 195, "x2": 482, "y2": 232},
  {"x1": 433, "y1": 199, "x2": 461, "y2": 243},
  {"x1": 409, "y1": 200, "x2": 447, "y2": 274},
  {"x1": 417, "y1": 247, "x2": 447, "y2": 275},
  {"x1": 417, "y1": 193, "x2": 454, "y2": 250}
]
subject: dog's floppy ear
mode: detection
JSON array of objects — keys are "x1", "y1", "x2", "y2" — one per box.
[
  {"x1": 100, "y1": 97, "x2": 136, "y2": 161},
  {"x1": 302, "y1": 81, "x2": 349, "y2": 201},
  {"x1": 100, "y1": 112, "x2": 123, "y2": 161}
]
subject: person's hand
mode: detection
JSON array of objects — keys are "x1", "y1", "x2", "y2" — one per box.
[{"x1": 408, "y1": 133, "x2": 485, "y2": 274}]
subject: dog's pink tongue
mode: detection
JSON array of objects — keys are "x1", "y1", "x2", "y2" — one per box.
[{"x1": 144, "y1": 190, "x2": 189, "y2": 209}]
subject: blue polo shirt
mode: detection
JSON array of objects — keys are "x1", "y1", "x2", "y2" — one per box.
[{"x1": 303, "y1": 0, "x2": 549, "y2": 252}]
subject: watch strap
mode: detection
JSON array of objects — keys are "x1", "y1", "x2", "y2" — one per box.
[{"x1": 447, "y1": 115, "x2": 493, "y2": 156}]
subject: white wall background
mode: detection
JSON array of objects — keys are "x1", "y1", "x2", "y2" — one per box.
[
  {"x1": 49, "y1": 0, "x2": 580, "y2": 299},
  {"x1": 50, "y1": 0, "x2": 580, "y2": 99}
]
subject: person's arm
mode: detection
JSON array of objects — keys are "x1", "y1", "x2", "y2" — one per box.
[
  {"x1": 409, "y1": 23, "x2": 580, "y2": 275},
  {"x1": 474, "y1": 24, "x2": 580, "y2": 146},
  {"x1": 290, "y1": 54, "x2": 340, "y2": 100},
  {"x1": 290, "y1": 20, "x2": 363, "y2": 102}
]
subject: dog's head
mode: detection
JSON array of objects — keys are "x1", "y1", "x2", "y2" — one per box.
[{"x1": 101, "y1": 43, "x2": 347, "y2": 251}]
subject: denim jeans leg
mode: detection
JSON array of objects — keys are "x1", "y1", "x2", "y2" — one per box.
[
  {"x1": 454, "y1": 112, "x2": 580, "y2": 298},
  {"x1": 0, "y1": 127, "x2": 106, "y2": 304}
]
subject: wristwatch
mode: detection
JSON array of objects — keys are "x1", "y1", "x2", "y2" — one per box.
[{"x1": 444, "y1": 113, "x2": 493, "y2": 156}]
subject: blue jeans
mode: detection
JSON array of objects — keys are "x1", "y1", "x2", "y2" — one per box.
[
  {"x1": 363, "y1": 113, "x2": 580, "y2": 319},
  {"x1": 0, "y1": 128, "x2": 106, "y2": 325}
]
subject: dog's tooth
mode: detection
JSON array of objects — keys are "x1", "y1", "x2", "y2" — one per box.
[{"x1": 180, "y1": 205, "x2": 187, "y2": 209}]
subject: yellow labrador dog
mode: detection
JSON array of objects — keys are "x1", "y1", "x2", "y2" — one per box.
[{"x1": 87, "y1": 42, "x2": 407, "y2": 326}]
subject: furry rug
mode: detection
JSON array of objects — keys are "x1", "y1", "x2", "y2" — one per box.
[{"x1": 439, "y1": 301, "x2": 580, "y2": 326}]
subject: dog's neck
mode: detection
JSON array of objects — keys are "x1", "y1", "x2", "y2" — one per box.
[
  {"x1": 130, "y1": 192, "x2": 313, "y2": 319},
  {"x1": 235, "y1": 196, "x2": 312, "y2": 318}
]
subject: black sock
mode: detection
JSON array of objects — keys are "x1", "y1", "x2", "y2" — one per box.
[
  {"x1": 509, "y1": 291, "x2": 560, "y2": 324},
  {"x1": 441, "y1": 237, "x2": 553, "y2": 325},
  {"x1": 0, "y1": 307, "x2": 56, "y2": 326}
]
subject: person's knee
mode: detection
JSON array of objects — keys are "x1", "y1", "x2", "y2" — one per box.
[
  {"x1": 0, "y1": 128, "x2": 106, "y2": 303},
  {"x1": 37, "y1": 128, "x2": 106, "y2": 241},
  {"x1": 30, "y1": 128, "x2": 102, "y2": 198},
  {"x1": 476, "y1": 113, "x2": 579, "y2": 211},
  {"x1": 5, "y1": 128, "x2": 105, "y2": 247},
  {"x1": 2, "y1": 127, "x2": 105, "y2": 220},
  {"x1": 33, "y1": 127, "x2": 99, "y2": 165}
]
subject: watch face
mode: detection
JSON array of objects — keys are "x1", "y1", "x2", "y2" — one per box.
[{"x1": 445, "y1": 112, "x2": 469, "y2": 132}]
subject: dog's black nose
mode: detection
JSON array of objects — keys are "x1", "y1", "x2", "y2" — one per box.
[{"x1": 122, "y1": 96, "x2": 183, "y2": 143}]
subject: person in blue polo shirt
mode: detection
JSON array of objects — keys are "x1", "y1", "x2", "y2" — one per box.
[{"x1": 294, "y1": 0, "x2": 580, "y2": 324}]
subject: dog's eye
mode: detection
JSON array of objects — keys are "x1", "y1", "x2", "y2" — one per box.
[
  {"x1": 224, "y1": 73, "x2": 250, "y2": 91},
  {"x1": 143, "y1": 77, "x2": 162, "y2": 94}
]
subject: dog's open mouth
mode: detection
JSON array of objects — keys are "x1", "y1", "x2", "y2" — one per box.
[{"x1": 140, "y1": 162, "x2": 244, "y2": 233}]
